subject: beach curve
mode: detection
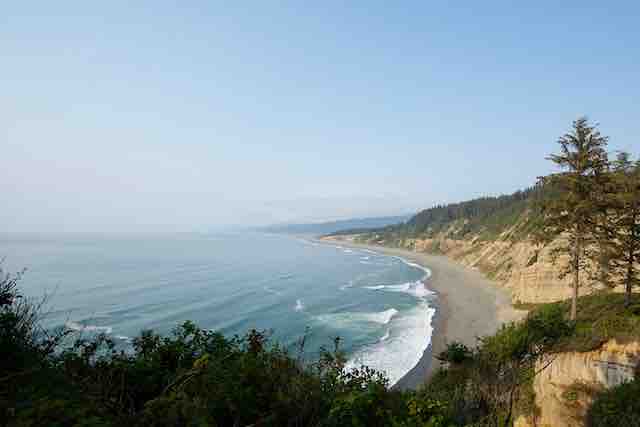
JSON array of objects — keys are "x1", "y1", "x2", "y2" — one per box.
[{"x1": 319, "y1": 237, "x2": 526, "y2": 390}]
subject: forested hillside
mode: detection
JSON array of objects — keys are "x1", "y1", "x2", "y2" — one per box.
[
  {"x1": 341, "y1": 187, "x2": 540, "y2": 244},
  {"x1": 258, "y1": 215, "x2": 410, "y2": 236}
]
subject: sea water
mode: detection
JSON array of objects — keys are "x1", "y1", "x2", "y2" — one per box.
[{"x1": 1, "y1": 231, "x2": 436, "y2": 385}]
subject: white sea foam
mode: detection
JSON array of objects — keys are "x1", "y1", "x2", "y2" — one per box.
[
  {"x1": 364, "y1": 308, "x2": 398, "y2": 325},
  {"x1": 360, "y1": 256, "x2": 370, "y2": 260},
  {"x1": 295, "y1": 238, "x2": 319, "y2": 246},
  {"x1": 339, "y1": 280, "x2": 354, "y2": 291},
  {"x1": 115, "y1": 335, "x2": 131, "y2": 341},
  {"x1": 294, "y1": 299, "x2": 305, "y2": 312},
  {"x1": 66, "y1": 321, "x2": 113, "y2": 334},
  {"x1": 264, "y1": 286, "x2": 282, "y2": 295},
  {"x1": 315, "y1": 308, "x2": 398, "y2": 328},
  {"x1": 364, "y1": 281, "x2": 434, "y2": 299},
  {"x1": 394, "y1": 257, "x2": 432, "y2": 280},
  {"x1": 346, "y1": 303, "x2": 436, "y2": 386},
  {"x1": 343, "y1": 249, "x2": 353, "y2": 254},
  {"x1": 347, "y1": 256, "x2": 437, "y2": 385}
]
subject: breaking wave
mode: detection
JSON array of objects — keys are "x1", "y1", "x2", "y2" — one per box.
[
  {"x1": 315, "y1": 308, "x2": 399, "y2": 328},
  {"x1": 365, "y1": 281, "x2": 434, "y2": 298},
  {"x1": 65, "y1": 321, "x2": 113, "y2": 335},
  {"x1": 346, "y1": 303, "x2": 436, "y2": 386},
  {"x1": 346, "y1": 255, "x2": 436, "y2": 385}
]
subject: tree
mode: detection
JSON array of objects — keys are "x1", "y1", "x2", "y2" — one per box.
[
  {"x1": 601, "y1": 152, "x2": 640, "y2": 307},
  {"x1": 536, "y1": 117, "x2": 609, "y2": 320}
]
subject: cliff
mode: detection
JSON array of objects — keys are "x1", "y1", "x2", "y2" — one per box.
[
  {"x1": 352, "y1": 221, "x2": 582, "y2": 304},
  {"x1": 516, "y1": 340, "x2": 640, "y2": 427},
  {"x1": 405, "y1": 234, "x2": 574, "y2": 304},
  {"x1": 334, "y1": 188, "x2": 583, "y2": 304},
  {"x1": 351, "y1": 213, "x2": 613, "y2": 304}
]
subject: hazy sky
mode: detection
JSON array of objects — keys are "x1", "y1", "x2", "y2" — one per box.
[{"x1": 3, "y1": 2, "x2": 639, "y2": 232}]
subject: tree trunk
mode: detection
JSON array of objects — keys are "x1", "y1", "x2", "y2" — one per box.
[
  {"x1": 625, "y1": 262, "x2": 633, "y2": 308},
  {"x1": 571, "y1": 238, "x2": 580, "y2": 321},
  {"x1": 627, "y1": 211, "x2": 637, "y2": 308}
]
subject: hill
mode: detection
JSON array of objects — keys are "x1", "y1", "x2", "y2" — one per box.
[
  {"x1": 257, "y1": 215, "x2": 410, "y2": 236},
  {"x1": 328, "y1": 187, "x2": 540, "y2": 243}
]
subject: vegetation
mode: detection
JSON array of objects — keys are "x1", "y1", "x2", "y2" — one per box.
[
  {"x1": 423, "y1": 304, "x2": 573, "y2": 427},
  {"x1": 335, "y1": 188, "x2": 538, "y2": 244},
  {"x1": 587, "y1": 375, "x2": 640, "y2": 427},
  {"x1": 535, "y1": 117, "x2": 610, "y2": 320},
  {"x1": 600, "y1": 152, "x2": 640, "y2": 307},
  {"x1": 544, "y1": 292, "x2": 640, "y2": 353},
  {"x1": 404, "y1": 189, "x2": 535, "y2": 241}
]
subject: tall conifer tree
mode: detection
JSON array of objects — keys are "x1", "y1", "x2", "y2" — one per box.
[
  {"x1": 536, "y1": 117, "x2": 609, "y2": 320},
  {"x1": 601, "y1": 152, "x2": 640, "y2": 306}
]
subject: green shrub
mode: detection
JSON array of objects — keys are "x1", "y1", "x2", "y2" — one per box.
[
  {"x1": 437, "y1": 342, "x2": 472, "y2": 365},
  {"x1": 587, "y1": 378, "x2": 640, "y2": 427},
  {"x1": 551, "y1": 292, "x2": 640, "y2": 352}
]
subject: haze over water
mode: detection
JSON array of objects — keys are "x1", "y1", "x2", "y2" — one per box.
[{"x1": 3, "y1": 231, "x2": 435, "y2": 385}]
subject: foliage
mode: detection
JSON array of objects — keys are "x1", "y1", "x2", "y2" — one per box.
[
  {"x1": 535, "y1": 116, "x2": 609, "y2": 320},
  {"x1": 421, "y1": 305, "x2": 574, "y2": 427},
  {"x1": 0, "y1": 266, "x2": 71, "y2": 425},
  {"x1": 599, "y1": 152, "x2": 640, "y2": 306},
  {"x1": 548, "y1": 292, "x2": 640, "y2": 352},
  {"x1": 437, "y1": 342, "x2": 473, "y2": 365},
  {"x1": 587, "y1": 376, "x2": 640, "y2": 427},
  {"x1": 389, "y1": 189, "x2": 535, "y2": 242}
]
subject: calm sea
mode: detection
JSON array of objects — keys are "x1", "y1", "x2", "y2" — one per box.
[{"x1": 1, "y1": 231, "x2": 435, "y2": 385}]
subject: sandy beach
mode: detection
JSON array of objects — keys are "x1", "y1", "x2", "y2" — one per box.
[{"x1": 320, "y1": 238, "x2": 526, "y2": 390}]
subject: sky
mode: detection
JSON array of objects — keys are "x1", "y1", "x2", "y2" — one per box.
[{"x1": 2, "y1": 1, "x2": 639, "y2": 232}]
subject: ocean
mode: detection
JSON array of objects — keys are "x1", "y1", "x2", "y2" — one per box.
[{"x1": 1, "y1": 231, "x2": 436, "y2": 385}]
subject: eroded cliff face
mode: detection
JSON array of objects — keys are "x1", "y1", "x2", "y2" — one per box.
[
  {"x1": 515, "y1": 340, "x2": 640, "y2": 427},
  {"x1": 402, "y1": 234, "x2": 576, "y2": 304}
]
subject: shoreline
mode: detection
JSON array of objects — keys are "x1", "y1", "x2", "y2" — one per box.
[{"x1": 318, "y1": 237, "x2": 526, "y2": 390}]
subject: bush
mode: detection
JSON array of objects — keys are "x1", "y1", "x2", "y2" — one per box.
[
  {"x1": 587, "y1": 377, "x2": 640, "y2": 427},
  {"x1": 437, "y1": 342, "x2": 472, "y2": 365},
  {"x1": 552, "y1": 292, "x2": 640, "y2": 352}
]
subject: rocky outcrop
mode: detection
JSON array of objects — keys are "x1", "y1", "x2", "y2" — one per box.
[{"x1": 515, "y1": 340, "x2": 640, "y2": 427}]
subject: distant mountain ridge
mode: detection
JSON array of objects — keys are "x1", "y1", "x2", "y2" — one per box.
[{"x1": 258, "y1": 215, "x2": 410, "y2": 236}]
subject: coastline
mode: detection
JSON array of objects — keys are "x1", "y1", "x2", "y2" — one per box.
[{"x1": 319, "y1": 237, "x2": 526, "y2": 390}]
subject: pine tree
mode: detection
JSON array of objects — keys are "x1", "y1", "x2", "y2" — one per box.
[
  {"x1": 602, "y1": 152, "x2": 640, "y2": 307},
  {"x1": 536, "y1": 117, "x2": 609, "y2": 320}
]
